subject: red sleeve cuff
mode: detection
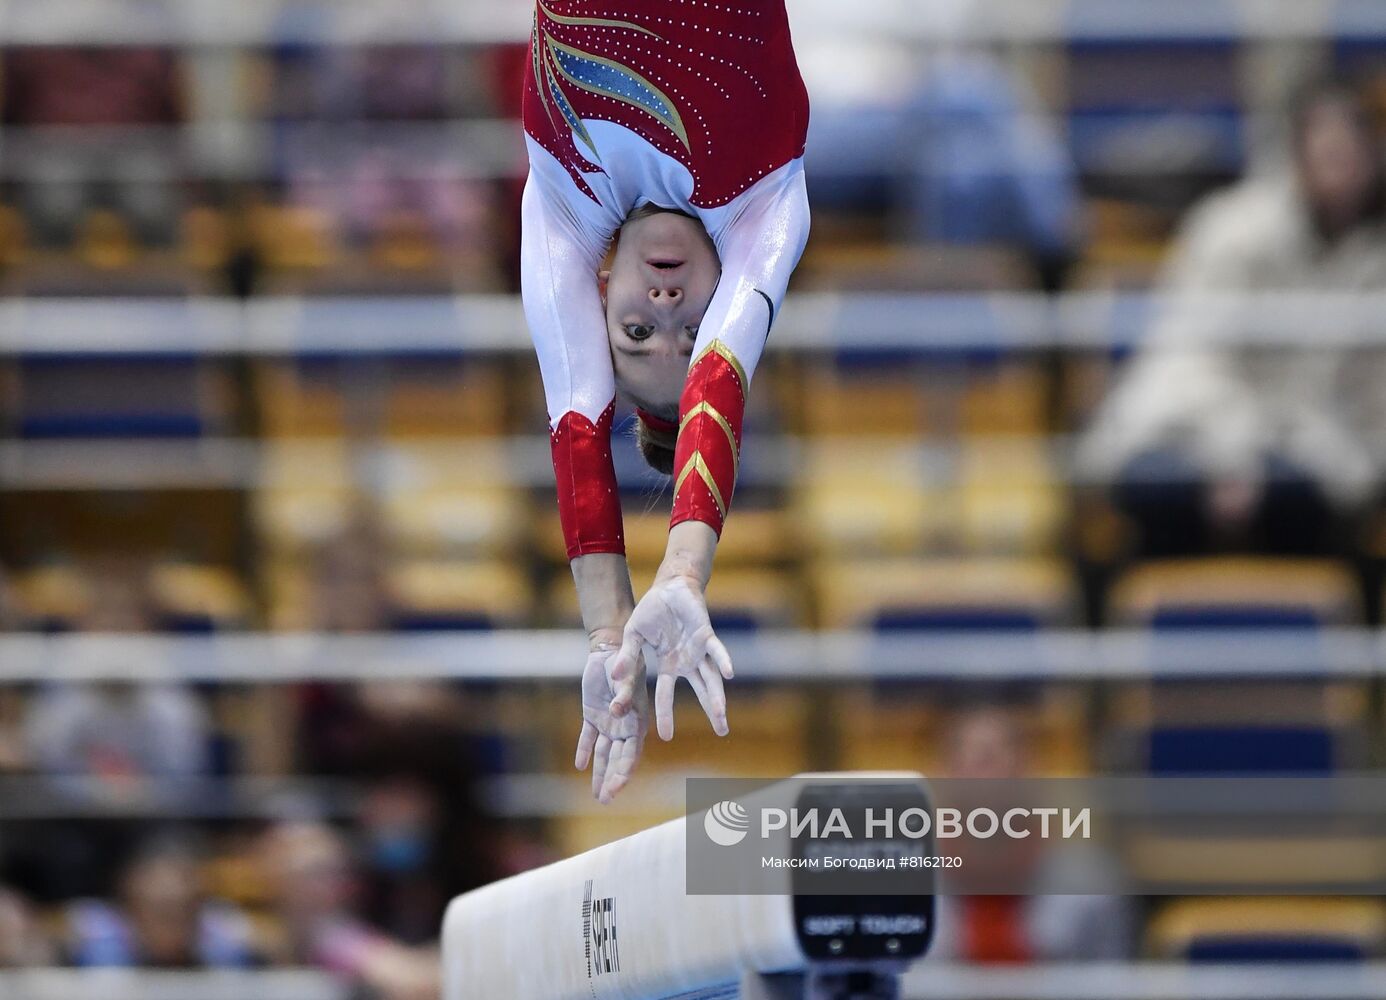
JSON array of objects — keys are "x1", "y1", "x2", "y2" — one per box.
[
  {"x1": 670, "y1": 341, "x2": 747, "y2": 538},
  {"x1": 550, "y1": 402, "x2": 625, "y2": 559}
]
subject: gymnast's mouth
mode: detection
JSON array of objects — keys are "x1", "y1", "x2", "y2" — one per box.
[{"x1": 646, "y1": 259, "x2": 685, "y2": 270}]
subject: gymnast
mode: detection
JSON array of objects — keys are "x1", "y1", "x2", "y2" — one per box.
[{"x1": 521, "y1": 0, "x2": 810, "y2": 801}]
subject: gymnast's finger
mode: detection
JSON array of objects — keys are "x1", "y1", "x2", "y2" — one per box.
[
  {"x1": 575, "y1": 719, "x2": 598, "y2": 770},
  {"x1": 689, "y1": 661, "x2": 729, "y2": 737},
  {"x1": 591, "y1": 734, "x2": 612, "y2": 800},
  {"x1": 706, "y1": 634, "x2": 734, "y2": 680},
  {"x1": 655, "y1": 671, "x2": 677, "y2": 742},
  {"x1": 600, "y1": 735, "x2": 641, "y2": 803}
]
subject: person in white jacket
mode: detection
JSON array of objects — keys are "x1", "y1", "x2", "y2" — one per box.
[{"x1": 1077, "y1": 80, "x2": 1386, "y2": 557}]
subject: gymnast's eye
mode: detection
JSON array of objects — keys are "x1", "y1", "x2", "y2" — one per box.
[
  {"x1": 624, "y1": 324, "x2": 654, "y2": 341},
  {"x1": 684, "y1": 325, "x2": 699, "y2": 338}
]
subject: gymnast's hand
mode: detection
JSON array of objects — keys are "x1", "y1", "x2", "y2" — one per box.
[
  {"x1": 615, "y1": 575, "x2": 734, "y2": 743},
  {"x1": 575, "y1": 627, "x2": 649, "y2": 804}
]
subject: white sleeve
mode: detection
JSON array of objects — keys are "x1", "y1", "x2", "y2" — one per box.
[
  {"x1": 695, "y1": 165, "x2": 811, "y2": 382},
  {"x1": 520, "y1": 172, "x2": 616, "y2": 426}
]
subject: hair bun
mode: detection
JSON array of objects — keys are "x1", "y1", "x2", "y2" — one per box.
[{"x1": 635, "y1": 414, "x2": 677, "y2": 475}]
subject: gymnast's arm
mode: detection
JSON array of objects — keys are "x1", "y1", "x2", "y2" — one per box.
[
  {"x1": 522, "y1": 173, "x2": 649, "y2": 800},
  {"x1": 660, "y1": 165, "x2": 811, "y2": 584},
  {"x1": 619, "y1": 165, "x2": 811, "y2": 739},
  {"x1": 519, "y1": 173, "x2": 631, "y2": 623}
]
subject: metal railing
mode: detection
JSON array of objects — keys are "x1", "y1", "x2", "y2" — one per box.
[{"x1": 0, "y1": 628, "x2": 1380, "y2": 684}]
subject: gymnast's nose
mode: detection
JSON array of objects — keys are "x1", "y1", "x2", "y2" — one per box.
[{"x1": 649, "y1": 285, "x2": 683, "y2": 305}]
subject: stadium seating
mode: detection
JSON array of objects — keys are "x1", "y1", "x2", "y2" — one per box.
[
  {"x1": 1108, "y1": 559, "x2": 1362, "y2": 629},
  {"x1": 955, "y1": 436, "x2": 1065, "y2": 555},
  {"x1": 4, "y1": 9, "x2": 1386, "y2": 989},
  {"x1": 385, "y1": 559, "x2": 535, "y2": 630},
  {"x1": 1064, "y1": 0, "x2": 1245, "y2": 185},
  {"x1": 376, "y1": 441, "x2": 529, "y2": 557},
  {"x1": 813, "y1": 557, "x2": 1077, "y2": 631},
  {"x1": 1110, "y1": 681, "x2": 1374, "y2": 887},
  {"x1": 1106, "y1": 680, "x2": 1370, "y2": 775},
  {"x1": 835, "y1": 686, "x2": 1091, "y2": 777},
  {"x1": 1147, "y1": 897, "x2": 1386, "y2": 961},
  {"x1": 793, "y1": 440, "x2": 948, "y2": 556},
  {"x1": 8, "y1": 358, "x2": 230, "y2": 439},
  {"x1": 255, "y1": 357, "x2": 509, "y2": 440},
  {"x1": 8, "y1": 564, "x2": 95, "y2": 631},
  {"x1": 147, "y1": 563, "x2": 252, "y2": 632}
]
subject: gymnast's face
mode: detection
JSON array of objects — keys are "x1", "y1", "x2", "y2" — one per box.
[{"x1": 601, "y1": 208, "x2": 721, "y2": 418}]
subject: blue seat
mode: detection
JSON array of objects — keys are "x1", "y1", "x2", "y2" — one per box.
[
  {"x1": 14, "y1": 358, "x2": 214, "y2": 439},
  {"x1": 1147, "y1": 725, "x2": 1336, "y2": 775},
  {"x1": 1065, "y1": 0, "x2": 1244, "y2": 178},
  {"x1": 1149, "y1": 898, "x2": 1386, "y2": 962}
]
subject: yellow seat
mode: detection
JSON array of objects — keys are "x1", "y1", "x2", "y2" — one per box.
[
  {"x1": 253, "y1": 204, "x2": 340, "y2": 274},
  {"x1": 9, "y1": 565, "x2": 95, "y2": 629},
  {"x1": 796, "y1": 364, "x2": 935, "y2": 437},
  {"x1": 834, "y1": 688, "x2": 942, "y2": 774},
  {"x1": 795, "y1": 242, "x2": 1037, "y2": 293},
  {"x1": 180, "y1": 205, "x2": 232, "y2": 272},
  {"x1": 262, "y1": 558, "x2": 315, "y2": 630},
  {"x1": 255, "y1": 362, "x2": 349, "y2": 439},
  {"x1": 959, "y1": 363, "x2": 1050, "y2": 436},
  {"x1": 147, "y1": 563, "x2": 252, "y2": 630},
  {"x1": 256, "y1": 357, "x2": 509, "y2": 440},
  {"x1": 630, "y1": 689, "x2": 814, "y2": 780},
  {"x1": 381, "y1": 359, "x2": 509, "y2": 438},
  {"x1": 794, "y1": 440, "x2": 947, "y2": 556},
  {"x1": 254, "y1": 487, "x2": 355, "y2": 555},
  {"x1": 76, "y1": 209, "x2": 138, "y2": 270},
  {"x1": 0, "y1": 204, "x2": 29, "y2": 268},
  {"x1": 1109, "y1": 558, "x2": 1361, "y2": 627},
  {"x1": 381, "y1": 485, "x2": 527, "y2": 558},
  {"x1": 376, "y1": 441, "x2": 527, "y2": 557},
  {"x1": 813, "y1": 557, "x2": 1077, "y2": 630},
  {"x1": 956, "y1": 436, "x2": 1064, "y2": 555},
  {"x1": 834, "y1": 686, "x2": 1091, "y2": 777},
  {"x1": 253, "y1": 440, "x2": 363, "y2": 557},
  {"x1": 1147, "y1": 897, "x2": 1386, "y2": 960},
  {"x1": 386, "y1": 559, "x2": 535, "y2": 629}
]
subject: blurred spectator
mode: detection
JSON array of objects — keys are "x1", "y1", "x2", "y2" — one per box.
[
  {"x1": 16, "y1": 560, "x2": 213, "y2": 901},
  {"x1": 359, "y1": 775, "x2": 449, "y2": 944},
  {"x1": 66, "y1": 835, "x2": 255, "y2": 968},
  {"x1": 1078, "y1": 80, "x2": 1386, "y2": 558},
  {"x1": 25, "y1": 683, "x2": 210, "y2": 782},
  {"x1": 267, "y1": 1, "x2": 496, "y2": 258},
  {"x1": 260, "y1": 820, "x2": 440, "y2": 1000},
  {"x1": 22, "y1": 557, "x2": 211, "y2": 783},
  {"x1": 0, "y1": 886, "x2": 57, "y2": 966},
  {"x1": 298, "y1": 681, "x2": 501, "y2": 939},
  {"x1": 0, "y1": 37, "x2": 185, "y2": 247},
  {"x1": 798, "y1": 0, "x2": 1083, "y2": 289},
  {"x1": 929, "y1": 705, "x2": 1133, "y2": 963},
  {"x1": 904, "y1": 50, "x2": 1083, "y2": 290}
]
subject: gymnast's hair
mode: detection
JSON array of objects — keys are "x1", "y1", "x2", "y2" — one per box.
[{"x1": 634, "y1": 414, "x2": 677, "y2": 475}]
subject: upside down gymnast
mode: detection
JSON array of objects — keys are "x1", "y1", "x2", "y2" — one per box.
[{"x1": 521, "y1": 0, "x2": 811, "y2": 801}]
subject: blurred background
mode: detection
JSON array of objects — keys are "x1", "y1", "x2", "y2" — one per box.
[{"x1": 2, "y1": 0, "x2": 1386, "y2": 997}]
